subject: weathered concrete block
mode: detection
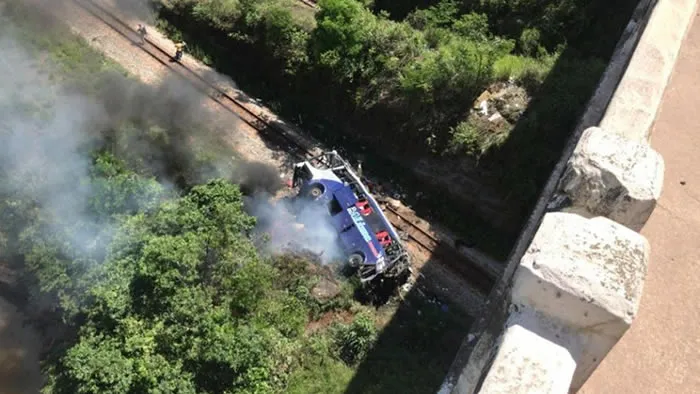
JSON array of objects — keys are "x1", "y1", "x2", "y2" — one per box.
[
  {"x1": 512, "y1": 212, "x2": 649, "y2": 391},
  {"x1": 559, "y1": 127, "x2": 664, "y2": 231},
  {"x1": 479, "y1": 306, "x2": 578, "y2": 394}
]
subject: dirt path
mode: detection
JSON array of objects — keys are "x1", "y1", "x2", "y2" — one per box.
[{"x1": 580, "y1": 10, "x2": 700, "y2": 394}]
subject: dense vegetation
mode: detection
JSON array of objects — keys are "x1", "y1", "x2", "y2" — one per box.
[
  {"x1": 157, "y1": 0, "x2": 637, "y2": 212},
  {"x1": 0, "y1": 3, "x2": 471, "y2": 393}
]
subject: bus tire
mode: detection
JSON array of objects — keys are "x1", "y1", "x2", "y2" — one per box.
[
  {"x1": 309, "y1": 184, "x2": 324, "y2": 199},
  {"x1": 348, "y1": 253, "x2": 364, "y2": 268}
]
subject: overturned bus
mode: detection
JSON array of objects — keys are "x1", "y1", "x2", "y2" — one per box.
[{"x1": 291, "y1": 151, "x2": 411, "y2": 283}]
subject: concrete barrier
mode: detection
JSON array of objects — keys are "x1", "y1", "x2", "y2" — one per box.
[
  {"x1": 441, "y1": 0, "x2": 697, "y2": 392},
  {"x1": 559, "y1": 127, "x2": 664, "y2": 231}
]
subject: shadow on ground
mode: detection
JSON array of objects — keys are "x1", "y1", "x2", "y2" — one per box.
[{"x1": 0, "y1": 258, "x2": 44, "y2": 394}]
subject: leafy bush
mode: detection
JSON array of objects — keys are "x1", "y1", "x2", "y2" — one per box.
[
  {"x1": 448, "y1": 115, "x2": 509, "y2": 158},
  {"x1": 192, "y1": 0, "x2": 242, "y2": 30},
  {"x1": 38, "y1": 180, "x2": 301, "y2": 393},
  {"x1": 332, "y1": 312, "x2": 378, "y2": 365},
  {"x1": 519, "y1": 27, "x2": 542, "y2": 57},
  {"x1": 286, "y1": 335, "x2": 354, "y2": 394}
]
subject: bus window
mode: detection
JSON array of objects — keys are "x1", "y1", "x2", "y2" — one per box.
[{"x1": 328, "y1": 196, "x2": 343, "y2": 216}]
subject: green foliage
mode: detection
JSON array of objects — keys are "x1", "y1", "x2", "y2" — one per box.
[
  {"x1": 286, "y1": 335, "x2": 354, "y2": 394},
  {"x1": 332, "y1": 312, "x2": 378, "y2": 365},
  {"x1": 165, "y1": 0, "x2": 311, "y2": 73},
  {"x1": 3, "y1": 1, "x2": 637, "y2": 391},
  {"x1": 405, "y1": 0, "x2": 460, "y2": 30},
  {"x1": 254, "y1": 292, "x2": 308, "y2": 338},
  {"x1": 491, "y1": 53, "x2": 607, "y2": 204},
  {"x1": 492, "y1": 52, "x2": 557, "y2": 85},
  {"x1": 519, "y1": 27, "x2": 543, "y2": 57},
  {"x1": 448, "y1": 115, "x2": 508, "y2": 158},
  {"x1": 192, "y1": 0, "x2": 243, "y2": 30},
  {"x1": 89, "y1": 152, "x2": 165, "y2": 218},
  {"x1": 41, "y1": 180, "x2": 283, "y2": 392},
  {"x1": 399, "y1": 37, "x2": 510, "y2": 104},
  {"x1": 0, "y1": 2, "x2": 126, "y2": 88},
  {"x1": 452, "y1": 12, "x2": 491, "y2": 41},
  {"x1": 158, "y1": 0, "x2": 637, "y2": 245}
]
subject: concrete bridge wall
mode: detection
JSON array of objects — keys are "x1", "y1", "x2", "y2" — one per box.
[{"x1": 440, "y1": 0, "x2": 698, "y2": 392}]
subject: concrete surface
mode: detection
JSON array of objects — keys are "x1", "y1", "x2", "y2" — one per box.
[
  {"x1": 513, "y1": 212, "x2": 650, "y2": 390},
  {"x1": 479, "y1": 306, "x2": 577, "y2": 394},
  {"x1": 560, "y1": 127, "x2": 664, "y2": 231},
  {"x1": 600, "y1": 0, "x2": 697, "y2": 141},
  {"x1": 580, "y1": 6, "x2": 700, "y2": 393}
]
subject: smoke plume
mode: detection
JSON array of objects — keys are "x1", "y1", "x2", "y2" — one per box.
[
  {"x1": 245, "y1": 193, "x2": 344, "y2": 265},
  {"x1": 111, "y1": 0, "x2": 161, "y2": 24},
  {"x1": 0, "y1": 34, "x2": 112, "y2": 252}
]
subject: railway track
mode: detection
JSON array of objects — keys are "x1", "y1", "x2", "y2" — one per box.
[
  {"x1": 296, "y1": 0, "x2": 318, "y2": 9},
  {"x1": 381, "y1": 205, "x2": 495, "y2": 294},
  {"x1": 73, "y1": 0, "x2": 498, "y2": 296},
  {"x1": 73, "y1": 0, "x2": 312, "y2": 160}
]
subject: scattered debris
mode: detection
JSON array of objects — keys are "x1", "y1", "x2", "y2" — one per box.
[
  {"x1": 488, "y1": 111, "x2": 503, "y2": 123},
  {"x1": 490, "y1": 84, "x2": 529, "y2": 124},
  {"x1": 473, "y1": 89, "x2": 492, "y2": 110},
  {"x1": 401, "y1": 276, "x2": 416, "y2": 294},
  {"x1": 471, "y1": 83, "x2": 529, "y2": 126},
  {"x1": 479, "y1": 100, "x2": 489, "y2": 116}
]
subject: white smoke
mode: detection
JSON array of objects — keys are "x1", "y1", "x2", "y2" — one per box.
[
  {"x1": 0, "y1": 34, "x2": 113, "y2": 254},
  {"x1": 245, "y1": 193, "x2": 344, "y2": 265}
]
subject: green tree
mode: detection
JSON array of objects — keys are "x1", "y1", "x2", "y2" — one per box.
[{"x1": 45, "y1": 180, "x2": 308, "y2": 393}]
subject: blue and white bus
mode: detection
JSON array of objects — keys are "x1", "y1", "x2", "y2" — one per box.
[{"x1": 291, "y1": 151, "x2": 410, "y2": 283}]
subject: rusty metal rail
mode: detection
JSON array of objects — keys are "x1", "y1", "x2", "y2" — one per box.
[
  {"x1": 75, "y1": 0, "x2": 497, "y2": 295},
  {"x1": 296, "y1": 0, "x2": 318, "y2": 9}
]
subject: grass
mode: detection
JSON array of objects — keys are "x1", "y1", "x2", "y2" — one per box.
[
  {"x1": 3, "y1": 0, "x2": 240, "y2": 184},
  {"x1": 1, "y1": 2, "x2": 127, "y2": 88},
  {"x1": 272, "y1": 256, "x2": 474, "y2": 394},
  {"x1": 493, "y1": 53, "x2": 557, "y2": 87}
]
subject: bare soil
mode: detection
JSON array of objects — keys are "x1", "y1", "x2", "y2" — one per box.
[
  {"x1": 0, "y1": 297, "x2": 42, "y2": 394},
  {"x1": 305, "y1": 310, "x2": 353, "y2": 335}
]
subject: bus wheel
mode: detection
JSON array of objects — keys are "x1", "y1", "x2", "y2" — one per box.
[
  {"x1": 348, "y1": 253, "x2": 363, "y2": 268},
  {"x1": 309, "y1": 185, "x2": 323, "y2": 198}
]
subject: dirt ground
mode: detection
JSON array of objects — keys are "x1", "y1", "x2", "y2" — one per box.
[
  {"x1": 0, "y1": 297, "x2": 42, "y2": 394},
  {"x1": 580, "y1": 10, "x2": 700, "y2": 394}
]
